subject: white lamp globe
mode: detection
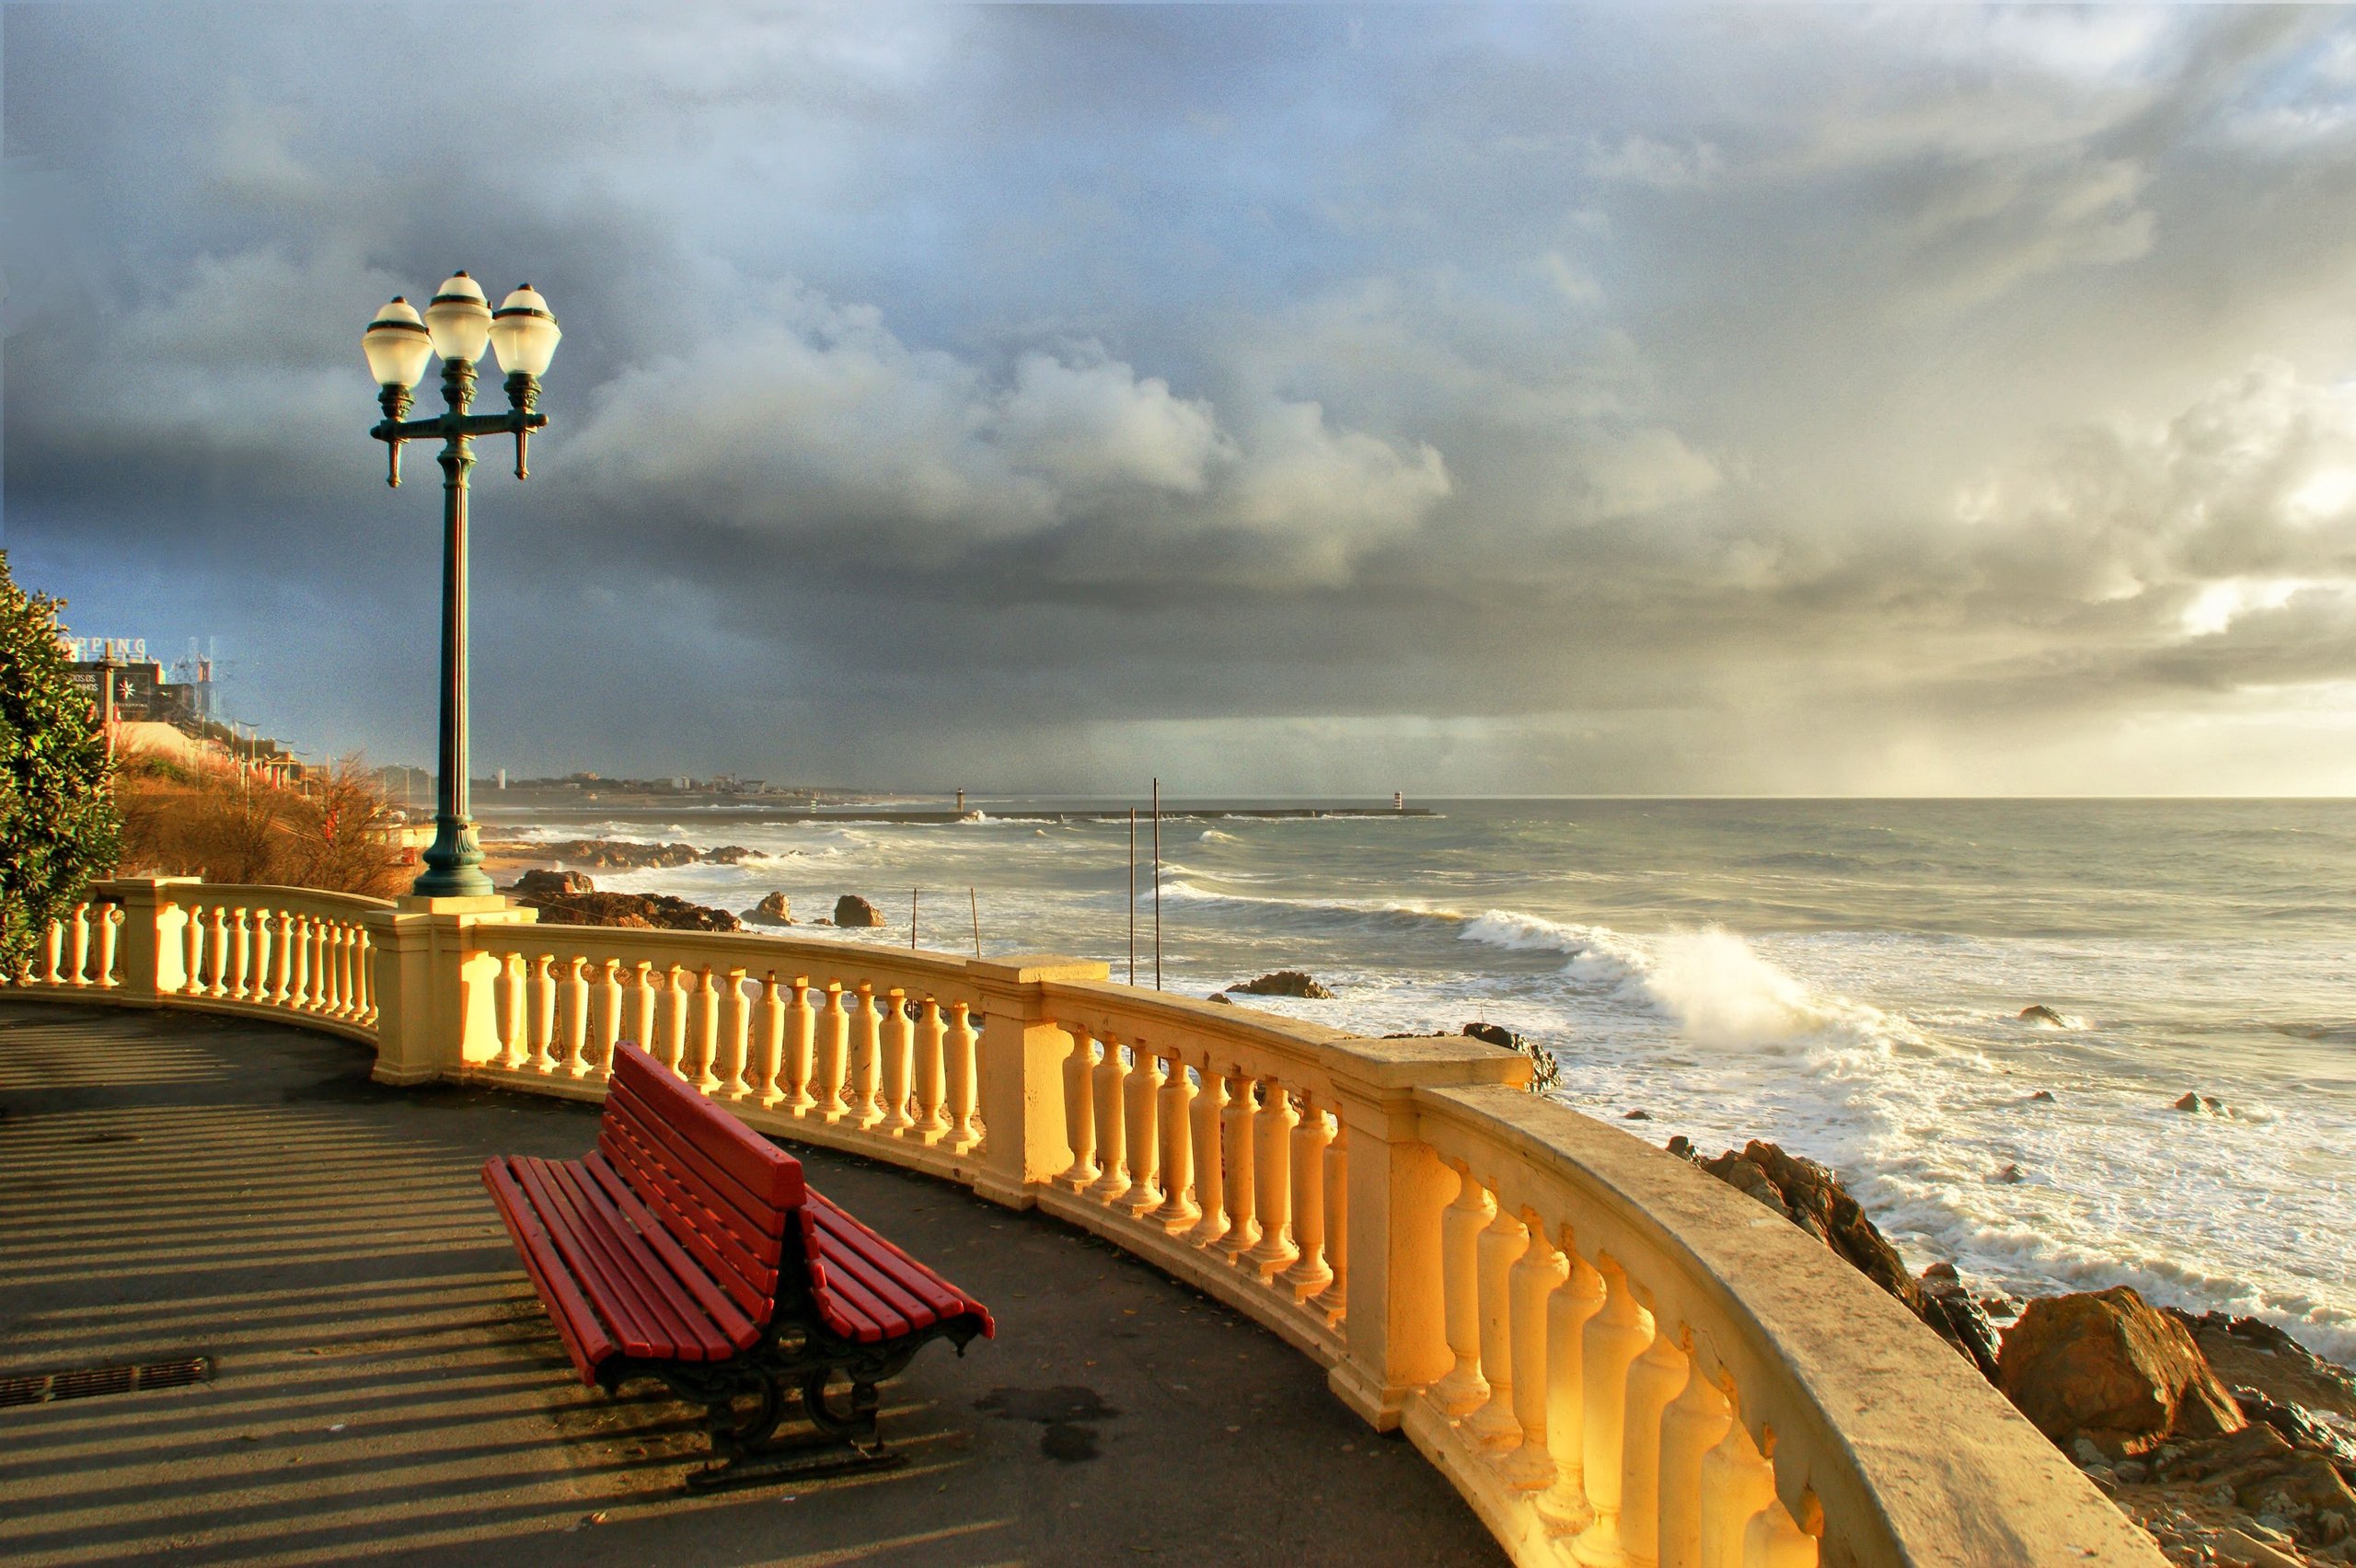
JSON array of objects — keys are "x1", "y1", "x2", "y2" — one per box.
[
  {"x1": 362, "y1": 297, "x2": 433, "y2": 390},
  {"x1": 488, "y1": 284, "x2": 562, "y2": 377},
  {"x1": 423, "y1": 271, "x2": 492, "y2": 362}
]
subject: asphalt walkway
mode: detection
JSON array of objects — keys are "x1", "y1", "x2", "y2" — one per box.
[{"x1": 0, "y1": 998, "x2": 1501, "y2": 1568}]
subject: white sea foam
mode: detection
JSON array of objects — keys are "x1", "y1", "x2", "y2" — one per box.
[{"x1": 1201, "y1": 829, "x2": 1240, "y2": 844}]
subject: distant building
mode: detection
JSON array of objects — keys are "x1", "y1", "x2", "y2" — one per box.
[{"x1": 62, "y1": 638, "x2": 205, "y2": 728}]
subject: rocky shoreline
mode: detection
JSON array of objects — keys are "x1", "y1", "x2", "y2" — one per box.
[{"x1": 1675, "y1": 1136, "x2": 2356, "y2": 1567}]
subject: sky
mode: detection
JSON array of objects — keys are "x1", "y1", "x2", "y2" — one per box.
[{"x1": 12, "y1": 4, "x2": 2356, "y2": 795}]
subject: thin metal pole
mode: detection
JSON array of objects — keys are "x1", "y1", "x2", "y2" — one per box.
[
  {"x1": 1152, "y1": 777, "x2": 1161, "y2": 991},
  {"x1": 910, "y1": 887, "x2": 919, "y2": 951},
  {"x1": 969, "y1": 887, "x2": 981, "y2": 957},
  {"x1": 1128, "y1": 809, "x2": 1138, "y2": 986}
]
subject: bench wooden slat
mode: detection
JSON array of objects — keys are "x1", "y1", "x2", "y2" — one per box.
[
  {"x1": 605, "y1": 1076, "x2": 786, "y2": 1257},
  {"x1": 482, "y1": 1159, "x2": 618, "y2": 1384},
  {"x1": 807, "y1": 1196, "x2": 972, "y2": 1322},
  {"x1": 599, "y1": 1116, "x2": 779, "y2": 1317},
  {"x1": 534, "y1": 1156, "x2": 738, "y2": 1361},
  {"x1": 509, "y1": 1156, "x2": 684, "y2": 1360},
  {"x1": 610, "y1": 1044, "x2": 803, "y2": 1208},
  {"x1": 581, "y1": 1151, "x2": 765, "y2": 1352}
]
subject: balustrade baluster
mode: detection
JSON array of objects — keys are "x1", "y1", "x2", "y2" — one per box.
[
  {"x1": 849, "y1": 983, "x2": 883, "y2": 1128},
  {"x1": 1622, "y1": 1311, "x2": 1692, "y2": 1568},
  {"x1": 226, "y1": 907, "x2": 252, "y2": 999},
  {"x1": 814, "y1": 981, "x2": 849, "y2": 1119},
  {"x1": 1468, "y1": 1200, "x2": 1530, "y2": 1449},
  {"x1": 268, "y1": 911, "x2": 294, "y2": 1003},
  {"x1": 95, "y1": 903, "x2": 121, "y2": 987},
  {"x1": 1572, "y1": 1255, "x2": 1656, "y2": 1566},
  {"x1": 560, "y1": 956, "x2": 592, "y2": 1076},
  {"x1": 1243, "y1": 1082, "x2": 1300, "y2": 1280},
  {"x1": 1150, "y1": 1054, "x2": 1200, "y2": 1234},
  {"x1": 588, "y1": 959, "x2": 623, "y2": 1082},
  {"x1": 284, "y1": 916, "x2": 311, "y2": 1009},
  {"x1": 204, "y1": 905, "x2": 229, "y2": 996},
  {"x1": 250, "y1": 908, "x2": 274, "y2": 1002},
  {"x1": 1278, "y1": 1098, "x2": 1334, "y2": 1300},
  {"x1": 783, "y1": 977, "x2": 817, "y2": 1113},
  {"x1": 1057, "y1": 1029, "x2": 1100, "y2": 1191},
  {"x1": 1740, "y1": 1493, "x2": 1819, "y2": 1568},
  {"x1": 880, "y1": 987, "x2": 916, "y2": 1133},
  {"x1": 717, "y1": 965, "x2": 752, "y2": 1099},
  {"x1": 1187, "y1": 1063, "x2": 1230, "y2": 1249},
  {"x1": 1214, "y1": 1071, "x2": 1259, "y2": 1262},
  {"x1": 1659, "y1": 1366, "x2": 1734, "y2": 1568},
  {"x1": 944, "y1": 1001, "x2": 980, "y2": 1152},
  {"x1": 337, "y1": 924, "x2": 359, "y2": 1016},
  {"x1": 657, "y1": 964, "x2": 690, "y2": 1075},
  {"x1": 627, "y1": 962, "x2": 657, "y2": 1056},
  {"x1": 1542, "y1": 1239, "x2": 1610, "y2": 1534},
  {"x1": 1084, "y1": 1036, "x2": 1131, "y2": 1205},
  {"x1": 68, "y1": 903, "x2": 93, "y2": 986},
  {"x1": 495, "y1": 952, "x2": 527, "y2": 1068},
  {"x1": 1501, "y1": 1214, "x2": 1566, "y2": 1489},
  {"x1": 912, "y1": 997, "x2": 947, "y2": 1140},
  {"x1": 319, "y1": 922, "x2": 341, "y2": 1015},
  {"x1": 355, "y1": 929, "x2": 375, "y2": 1021},
  {"x1": 525, "y1": 953, "x2": 558, "y2": 1073},
  {"x1": 684, "y1": 966, "x2": 720, "y2": 1092},
  {"x1": 37, "y1": 915, "x2": 63, "y2": 985},
  {"x1": 1429, "y1": 1162, "x2": 1493, "y2": 1415},
  {"x1": 1697, "y1": 1414, "x2": 1779, "y2": 1568},
  {"x1": 1117, "y1": 1044, "x2": 1165, "y2": 1217},
  {"x1": 754, "y1": 973, "x2": 786, "y2": 1105},
  {"x1": 181, "y1": 904, "x2": 206, "y2": 997},
  {"x1": 1309, "y1": 1123, "x2": 1346, "y2": 1322}
]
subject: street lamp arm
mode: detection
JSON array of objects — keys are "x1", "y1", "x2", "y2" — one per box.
[{"x1": 372, "y1": 409, "x2": 549, "y2": 444}]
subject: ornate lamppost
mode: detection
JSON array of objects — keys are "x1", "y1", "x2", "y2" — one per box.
[{"x1": 362, "y1": 273, "x2": 560, "y2": 898}]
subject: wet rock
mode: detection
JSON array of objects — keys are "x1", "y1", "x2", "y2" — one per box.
[
  {"x1": 2026, "y1": 1090, "x2": 2056, "y2": 1103},
  {"x1": 2168, "y1": 1310, "x2": 2356, "y2": 1421},
  {"x1": 1665, "y1": 1135, "x2": 1700, "y2": 1161},
  {"x1": 1991, "y1": 1162, "x2": 2025, "y2": 1183},
  {"x1": 1623, "y1": 1109, "x2": 1652, "y2": 1121},
  {"x1": 1923, "y1": 1261, "x2": 2004, "y2": 1384},
  {"x1": 516, "y1": 838, "x2": 705, "y2": 870},
  {"x1": 1997, "y1": 1286, "x2": 2247, "y2": 1458},
  {"x1": 704, "y1": 845, "x2": 758, "y2": 864},
  {"x1": 2177, "y1": 1090, "x2": 2225, "y2": 1114},
  {"x1": 1462, "y1": 1021, "x2": 1518, "y2": 1049},
  {"x1": 2020, "y1": 1004, "x2": 2067, "y2": 1026},
  {"x1": 509, "y1": 868, "x2": 595, "y2": 898},
  {"x1": 2236, "y1": 1387, "x2": 2356, "y2": 1466},
  {"x1": 741, "y1": 891, "x2": 793, "y2": 926},
  {"x1": 522, "y1": 890, "x2": 742, "y2": 933},
  {"x1": 833, "y1": 894, "x2": 885, "y2": 928},
  {"x1": 1231, "y1": 970, "x2": 1334, "y2": 999},
  {"x1": 1207, "y1": 992, "x2": 1234, "y2": 1006}
]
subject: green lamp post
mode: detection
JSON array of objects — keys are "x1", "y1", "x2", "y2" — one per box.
[{"x1": 363, "y1": 272, "x2": 561, "y2": 898}]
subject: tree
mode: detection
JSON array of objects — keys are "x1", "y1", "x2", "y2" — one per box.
[{"x1": 0, "y1": 552, "x2": 121, "y2": 974}]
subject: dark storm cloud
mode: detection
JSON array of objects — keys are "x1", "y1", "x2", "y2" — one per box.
[{"x1": 13, "y1": 4, "x2": 2356, "y2": 792}]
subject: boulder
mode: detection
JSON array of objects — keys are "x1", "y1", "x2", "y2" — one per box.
[
  {"x1": 1207, "y1": 992, "x2": 1234, "y2": 1006},
  {"x1": 510, "y1": 868, "x2": 595, "y2": 897},
  {"x1": 1997, "y1": 1286, "x2": 2247, "y2": 1458},
  {"x1": 2019, "y1": 1004, "x2": 2067, "y2": 1026},
  {"x1": 742, "y1": 891, "x2": 793, "y2": 926},
  {"x1": 1462, "y1": 1021, "x2": 1518, "y2": 1049},
  {"x1": 1922, "y1": 1261, "x2": 2004, "y2": 1384},
  {"x1": 1230, "y1": 970, "x2": 1334, "y2": 999},
  {"x1": 2167, "y1": 1309, "x2": 2356, "y2": 1420},
  {"x1": 2177, "y1": 1090, "x2": 2225, "y2": 1114},
  {"x1": 520, "y1": 890, "x2": 742, "y2": 933},
  {"x1": 705, "y1": 845, "x2": 758, "y2": 864},
  {"x1": 833, "y1": 894, "x2": 885, "y2": 928}
]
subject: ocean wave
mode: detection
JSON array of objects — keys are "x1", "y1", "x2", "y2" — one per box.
[{"x1": 1201, "y1": 828, "x2": 1241, "y2": 844}]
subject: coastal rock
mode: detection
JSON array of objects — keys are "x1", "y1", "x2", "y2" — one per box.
[
  {"x1": 833, "y1": 894, "x2": 885, "y2": 928},
  {"x1": 1207, "y1": 992, "x2": 1234, "y2": 1005},
  {"x1": 1462, "y1": 1021, "x2": 1518, "y2": 1049},
  {"x1": 1696, "y1": 1139, "x2": 1993, "y2": 1371},
  {"x1": 509, "y1": 868, "x2": 595, "y2": 897},
  {"x1": 2176, "y1": 1090, "x2": 2226, "y2": 1115},
  {"x1": 1230, "y1": 970, "x2": 1334, "y2": 999},
  {"x1": 1997, "y1": 1286, "x2": 2247, "y2": 1458},
  {"x1": 2026, "y1": 1090, "x2": 2056, "y2": 1102},
  {"x1": 521, "y1": 838, "x2": 704, "y2": 870},
  {"x1": 705, "y1": 845, "x2": 758, "y2": 864},
  {"x1": 741, "y1": 891, "x2": 792, "y2": 926},
  {"x1": 1623, "y1": 1109, "x2": 1652, "y2": 1121},
  {"x1": 521, "y1": 890, "x2": 743, "y2": 933},
  {"x1": 2166, "y1": 1309, "x2": 2356, "y2": 1420},
  {"x1": 2020, "y1": 1004, "x2": 2068, "y2": 1026},
  {"x1": 1991, "y1": 1162, "x2": 2025, "y2": 1183},
  {"x1": 1923, "y1": 1261, "x2": 2005, "y2": 1384}
]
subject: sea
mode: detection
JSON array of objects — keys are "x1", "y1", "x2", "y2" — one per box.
[{"x1": 484, "y1": 796, "x2": 2356, "y2": 1364}]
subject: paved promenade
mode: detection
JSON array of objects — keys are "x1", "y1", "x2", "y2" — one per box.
[{"x1": 0, "y1": 998, "x2": 1501, "y2": 1567}]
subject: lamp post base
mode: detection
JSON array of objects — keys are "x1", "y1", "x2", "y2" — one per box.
[{"x1": 412, "y1": 815, "x2": 495, "y2": 899}]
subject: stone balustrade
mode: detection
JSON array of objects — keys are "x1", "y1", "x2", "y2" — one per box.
[{"x1": 5, "y1": 878, "x2": 2164, "y2": 1568}]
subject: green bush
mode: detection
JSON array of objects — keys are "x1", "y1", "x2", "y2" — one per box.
[{"x1": 0, "y1": 553, "x2": 122, "y2": 974}]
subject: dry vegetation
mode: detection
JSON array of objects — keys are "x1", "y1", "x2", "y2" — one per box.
[{"x1": 114, "y1": 748, "x2": 410, "y2": 900}]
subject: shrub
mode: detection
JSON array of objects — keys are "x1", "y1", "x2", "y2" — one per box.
[
  {"x1": 116, "y1": 751, "x2": 410, "y2": 900},
  {"x1": 0, "y1": 554, "x2": 122, "y2": 974}
]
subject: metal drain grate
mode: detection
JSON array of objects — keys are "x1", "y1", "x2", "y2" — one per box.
[{"x1": 0, "y1": 1356, "x2": 211, "y2": 1408}]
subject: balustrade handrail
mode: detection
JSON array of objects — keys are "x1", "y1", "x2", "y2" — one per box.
[{"x1": 4, "y1": 877, "x2": 2163, "y2": 1568}]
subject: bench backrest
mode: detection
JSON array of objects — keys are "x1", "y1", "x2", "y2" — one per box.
[{"x1": 600, "y1": 1042, "x2": 805, "y2": 1322}]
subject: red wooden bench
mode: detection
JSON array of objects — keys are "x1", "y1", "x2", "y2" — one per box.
[{"x1": 482, "y1": 1040, "x2": 993, "y2": 1487}]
